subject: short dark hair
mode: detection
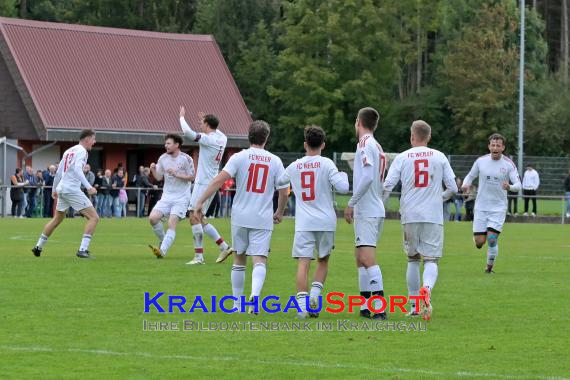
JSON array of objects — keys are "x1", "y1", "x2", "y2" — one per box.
[
  {"x1": 165, "y1": 133, "x2": 183, "y2": 147},
  {"x1": 488, "y1": 133, "x2": 506, "y2": 145},
  {"x1": 248, "y1": 120, "x2": 270, "y2": 145},
  {"x1": 358, "y1": 107, "x2": 379, "y2": 131},
  {"x1": 411, "y1": 120, "x2": 431, "y2": 142},
  {"x1": 79, "y1": 129, "x2": 96, "y2": 140},
  {"x1": 304, "y1": 125, "x2": 326, "y2": 148},
  {"x1": 203, "y1": 114, "x2": 219, "y2": 129}
]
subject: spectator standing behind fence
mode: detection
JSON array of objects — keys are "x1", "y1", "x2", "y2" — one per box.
[
  {"x1": 135, "y1": 166, "x2": 155, "y2": 217},
  {"x1": 42, "y1": 165, "x2": 56, "y2": 218},
  {"x1": 507, "y1": 187, "x2": 518, "y2": 216},
  {"x1": 111, "y1": 168, "x2": 125, "y2": 218},
  {"x1": 93, "y1": 169, "x2": 103, "y2": 213},
  {"x1": 453, "y1": 177, "x2": 464, "y2": 221},
  {"x1": 522, "y1": 165, "x2": 540, "y2": 217},
  {"x1": 10, "y1": 168, "x2": 28, "y2": 217},
  {"x1": 220, "y1": 177, "x2": 234, "y2": 217},
  {"x1": 464, "y1": 185, "x2": 476, "y2": 221},
  {"x1": 82, "y1": 164, "x2": 96, "y2": 206},
  {"x1": 24, "y1": 165, "x2": 38, "y2": 218},
  {"x1": 564, "y1": 170, "x2": 570, "y2": 218},
  {"x1": 35, "y1": 170, "x2": 44, "y2": 216},
  {"x1": 99, "y1": 170, "x2": 112, "y2": 217}
]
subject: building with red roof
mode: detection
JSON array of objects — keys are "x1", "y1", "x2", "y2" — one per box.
[{"x1": 0, "y1": 17, "x2": 250, "y2": 174}]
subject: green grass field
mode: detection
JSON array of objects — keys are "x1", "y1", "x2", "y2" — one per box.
[
  {"x1": 1, "y1": 217, "x2": 569, "y2": 379},
  {"x1": 335, "y1": 195, "x2": 569, "y2": 217}
]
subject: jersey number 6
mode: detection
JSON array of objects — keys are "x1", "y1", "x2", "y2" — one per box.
[{"x1": 414, "y1": 159, "x2": 429, "y2": 188}]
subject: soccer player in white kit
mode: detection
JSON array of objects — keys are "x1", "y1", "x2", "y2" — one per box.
[
  {"x1": 32, "y1": 129, "x2": 99, "y2": 259},
  {"x1": 383, "y1": 121, "x2": 457, "y2": 321},
  {"x1": 193, "y1": 121, "x2": 289, "y2": 313},
  {"x1": 343, "y1": 107, "x2": 388, "y2": 320},
  {"x1": 179, "y1": 106, "x2": 235, "y2": 265},
  {"x1": 462, "y1": 133, "x2": 521, "y2": 273},
  {"x1": 277, "y1": 125, "x2": 349, "y2": 319},
  {"x1": 148, "y1": 134, "x2": 195, "y2": 258}
]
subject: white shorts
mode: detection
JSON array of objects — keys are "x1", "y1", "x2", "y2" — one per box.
[
  {"x1": 56, "y1": 191, "x2": 93, "y2": 212},
  {"x1": 293, "y1": 231, "x2": 335, "y2": 260},
  {"x1": 354, "y1": 217, "x2": 384, "y2": 247},
  {"x1": 402, "y1": 223, "x2": 443, "y2": 258},
  {"x1": 232, "y1": 225, "x2": 272, "y2": 257},
  {"x1": 189, "y1": 183, "x2": 216, "y2": 214},
  {"x1": 152, "y1": 197, "x2": 190, "y2": 219},
  {"x1": 473, "y1": 210, "x2": 505, "y2": 234}
]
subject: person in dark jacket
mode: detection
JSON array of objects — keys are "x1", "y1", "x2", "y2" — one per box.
[
  {"x1": 135, "y1": 166, "x2": 155, "y2": 217},
  {"x1": 42, "y1": 165, "x2": 56, "y2": 217},
  {"x1": 10, "y1": 168, "x2": 28, "y2": 217}
]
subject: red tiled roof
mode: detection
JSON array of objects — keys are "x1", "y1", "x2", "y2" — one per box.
[{"x1": 0, "y1": 17, "x2": 251, "y2": 138}]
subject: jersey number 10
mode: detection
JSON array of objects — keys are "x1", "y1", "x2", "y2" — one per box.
[{"x1": 246, "y1": 163, "x2": 269, "y2": 193}]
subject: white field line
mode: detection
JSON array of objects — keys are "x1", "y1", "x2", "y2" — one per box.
[{"x1": 0, "y1": 345, "x2": 567, "y2": 380}]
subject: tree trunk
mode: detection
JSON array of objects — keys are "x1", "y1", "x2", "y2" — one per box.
[
  {"x1": 563, "y1": 0, "x2": 569, "y2": 84},
  {"x1": 416, "y1": 6, "x2": 422, "y2": 93},
  {"x1": 19, "y1": 0, "x2": 27, "y2": 17}
]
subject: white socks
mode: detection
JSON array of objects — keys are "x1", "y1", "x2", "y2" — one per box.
[
  {"x1": 152, "y1": 222, "x2": 165, "y2": 243},
  {"x1": 231, "y1": 265, "x2": 245, "y2": 308},
  {"x1": 407, "y1": 261, "x2": 421, "y2": 310},
  {"x1": 203, "y1": 223, "x2": 229, "y2": 250},
  {"x1": 423, "y1": 262, "x2": 438, "y2": 290},
  {"x1": 251, "y1": 262, "x2": 267, "y2": 297},
  {"x1": 487, "y1": 244, "x2": 498, "y2": 266},
  {"x1": 358, "y1": 266, "x2": 370, "y2": 310},
  {"x1": 36, "y1": 233, "x2": 48, "y2": 249},
  {"x1": 79, "y1": 234, "x2": 92, "y2": 252},
  {"x1": 191, "y1": 224, "x2": 204, "y2": 258},
  {"x1": 310, "y1": 281, "x2": 323, "y2": 298},
  {"x1": 160, "y1": 229, "x2": 176, "y2": 256}
]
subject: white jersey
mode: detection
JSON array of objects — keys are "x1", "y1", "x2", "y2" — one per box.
[
  {"x1": 351, "y1": 134, "x2": 386, "y2": 218},
  {"x1": 54, "y1": 144, "x2": 92, "y2": 194},
  {"x1": 180, "y1": 117, "x2": 227, "y2": 185},
  {"x1": 384, "y1": 146, "x2": 457, "y2": 225},
  {"x1": 281, "y1": 156, "x2": 347, "y2": 232},
  {"x1": 463, "y1": 154, "x2": 520, "y2": 212},
  {"x1": 222, "y1": 147, "x2": 287, "y2": 230},
  {"x1": 156, "y1": 152, "x2": 195, "y2": 201},
  {"x1": 195, "y1": 130, "x2": 227, "y2": 184}
]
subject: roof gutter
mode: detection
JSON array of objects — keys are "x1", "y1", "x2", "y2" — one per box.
[{"x1": 46, "y1": 129, "x2": 250, "y2": 148}]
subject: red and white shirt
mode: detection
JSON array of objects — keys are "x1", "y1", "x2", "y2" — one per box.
[
  {"x1": 222, "y1": 147, "x2": 287, "y2": 230},
  {"x1": 384, "y1": 146, "x2": 457, "y2": 225}
]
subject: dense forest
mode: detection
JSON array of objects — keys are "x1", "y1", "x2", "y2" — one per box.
[{"x1": 1, "y1": 0, "x2": 569, "y2": 155}]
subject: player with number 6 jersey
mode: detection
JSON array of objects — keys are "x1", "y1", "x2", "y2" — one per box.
[
  {"x1": 277, "y1": 125, "x2": 349, "y2": 318},
  {"x1": 383, "y1": 120, "x2": 457, "y2": 320}
]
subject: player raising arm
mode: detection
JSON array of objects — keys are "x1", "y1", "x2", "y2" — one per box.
[{"x1": 179, "y1": 106, "x2": 234, "y2": 265}]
